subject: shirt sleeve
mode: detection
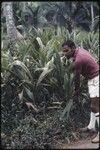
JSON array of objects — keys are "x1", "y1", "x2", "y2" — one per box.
[{"x1": 74, "y1": 61, "x2": 82, "y2": 75}]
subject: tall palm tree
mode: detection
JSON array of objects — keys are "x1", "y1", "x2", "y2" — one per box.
[{"x1": 3, "y1": 2, "x2": 23, "y2": 57}]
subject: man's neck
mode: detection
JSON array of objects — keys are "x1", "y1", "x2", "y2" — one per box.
[{"x1": 71, "y1": 49, "x2": 76, "y2": 57}]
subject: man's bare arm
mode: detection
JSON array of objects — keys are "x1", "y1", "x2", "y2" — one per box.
[
  {"x1": 74, "y1": 72, "x2": 80, "y2": 96},
  {"x1": 72, "y1": 62, "x2": 81, "y2": 97}
]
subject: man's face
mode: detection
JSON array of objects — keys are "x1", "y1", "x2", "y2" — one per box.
[{"x1": 62, "y1": 45, "x2": 73, "y2": 58}]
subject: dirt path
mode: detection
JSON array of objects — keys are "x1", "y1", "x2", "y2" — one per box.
[
  {"x1": 54, "y1": 134, "x2": 99, "y2": 149},
  {"x1": 63, "y1": 139, "x2": 99, "y2": 149}
]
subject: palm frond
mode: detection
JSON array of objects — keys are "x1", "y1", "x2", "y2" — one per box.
[
  {"x1": 11, "y1": 60, "x2": 33, "y2": 81},
  {"x1": 24, "y1": 86, "x2": 34, "y2": 101},
  {"x1": 36, "y1": 68, "x2": 53, "y2": 87},
  {"x1": 60, "y1": 98, "x2": 73, "y2": 120}
]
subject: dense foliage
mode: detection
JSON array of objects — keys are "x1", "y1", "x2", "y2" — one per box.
[{"x1": 1, "y1": 2, "x2": 99, "y2": 149}]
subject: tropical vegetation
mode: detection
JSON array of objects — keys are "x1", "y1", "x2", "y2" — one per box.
[{"x1": 1, "y1": 2, "x2": 99, "y2": 149}]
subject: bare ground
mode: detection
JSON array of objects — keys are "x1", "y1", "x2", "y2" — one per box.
[
  {"x1": 62, "y1": 138, "x2": 99, "y2": 149},
  {"x1": 53, "y1": 133, "x2": 99, "y2": 149}
]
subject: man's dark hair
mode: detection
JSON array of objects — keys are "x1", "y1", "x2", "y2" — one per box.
[{"x1": 62, "y1": 40, "x2": 76, "y2": 49}]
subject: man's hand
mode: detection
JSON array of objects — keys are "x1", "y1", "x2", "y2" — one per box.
[
  {"x1": 73, "y1": 90, "x2": 80, "y2": 102},
  {"x1": 25, "y1": 102, "x2": 39, "y2": 113},
  {"x1": 74, "y1": 89, "x2": 80, "y2": 97},
  {"x1": 60, "y1": 56, "x2": 66, "y2": 64}
]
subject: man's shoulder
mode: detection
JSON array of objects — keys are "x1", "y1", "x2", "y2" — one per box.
[
  {"x1": 75, "y1": 48, "x2": 86, "y2": 64},
  {"x1": 76, "y1": 48, "x2": 90, "y2": 59},
  {"x1": 76, "y1": 47, "x2": 88, "y2": 53},
  {"x1": 77, "y1": 47, "x2": 88, "y2": 54}
]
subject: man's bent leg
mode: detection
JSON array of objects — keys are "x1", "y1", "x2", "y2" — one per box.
[
  {"x1": 87, "y1": 112, "x2": 96, "y2": 130},
  {"x1": 91, "y1": 97, "x2": 99, "y2": 143},
  {"x1": 80, "y1": 111, "x2": 96, "y2": 132},
  {"x1": 92, "y1": 112, "x2": 99, "y2": 143},
  {"x1": 80, "y1": 97, "x2": 99, "y2": 133},
  {"x1": 79, "y1": 98, "x2": 97, "y2": 132}
]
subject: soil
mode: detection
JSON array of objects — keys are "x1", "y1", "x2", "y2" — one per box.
[
  {"x1": 62, "y1": 138, "x2": 99, "y2": 149},
  {"x1": 53, "y1": 132, "x2": 99, "y2": 149}
]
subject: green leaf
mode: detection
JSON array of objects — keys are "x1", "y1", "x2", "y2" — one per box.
[
  {"x1": 24, "y1": 86, "x2": 34, "y2": 101},
  {"x1": 36, "y1": 37, "x2": 44, "y2": 49},
  {"x1": 11, "y1": 60, "x2": 33, "y2": 81},
  {"x1": 18, "y1": 90, "x2": 23, "y2": 101},
  {"x1": 60, "y1": 99, "x2": 73, "y2": 121},
  {"x1": 36, "y1": 68, "x2": 52, "y2": 87}
]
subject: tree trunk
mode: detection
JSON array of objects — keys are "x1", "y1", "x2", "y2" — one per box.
[
  {"x1": 3, "y1": 2, "x2": 17, "y2": 56},
  {"x1": 3, "y1": 2, "x2": 24, "y2": 58},
  {"x1": 91, "y1": 3, "x2": 94, "y2": 31}
]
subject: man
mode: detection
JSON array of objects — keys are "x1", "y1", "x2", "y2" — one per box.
[{"x1": 62, "y1": 40, "x2": 99, "y2": 143}]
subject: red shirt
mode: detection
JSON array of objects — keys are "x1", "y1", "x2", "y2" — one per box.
[{"x1": 73, "y1": 48, "x2": 99, "y2": 79}]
